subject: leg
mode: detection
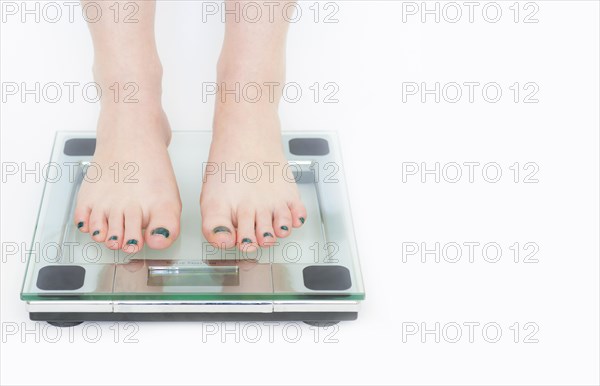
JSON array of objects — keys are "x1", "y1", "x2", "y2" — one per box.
[
  {"x1": 201, "y1": 1, "x2": 307, "y2": 250},
  {"x1": 74, "y1": 0, "x2": 181, "y2": 252}
]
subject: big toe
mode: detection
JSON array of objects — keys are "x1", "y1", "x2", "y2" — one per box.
[
  {"x1": 274, "y1": 205, "x2": 293, "y2": 238},
  {"x1": 201, "y1": 202, "x2": 237, "y2": 249},
  {"x1": 289, "y1": 199, "x2": 307, "y2": 228},
  {"x1": 74, "y1": 203, "x2": 91, "y2": 233},
  {"x1": 144, "y1": 203, "x2": 181, "y2": 250}
]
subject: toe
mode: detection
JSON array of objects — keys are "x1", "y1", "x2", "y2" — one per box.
[
  {"x1": 144, "y1": 205, "x2": 181, "y2": 250},
  {"x1": 88, "y1": 208, "x2": 108, "y2": 243},
  {"x1": 105, "y1": 209, "x2": 124, "y2": 250},
  {"x1": 236, "y1": 208, "x2": 258, "y2": 252},
  {"x1": 201, "y1": 202, "x2": 237, "y2": 249},
  {"x1": 256, "y1": 209, "x2": 276, "y2": 247},
  {"x1": 122, "y1": 206, "x2": 144, "y2": 254},
  {"x1": 273, "y1": 205, "x2": 293, "y2": 238},
  {"x1": 288, "y1": 199, "x2": 307, "y2": 228},
  {"x1": 74, "y1": 204, "x2": 91, "y2": 233}
]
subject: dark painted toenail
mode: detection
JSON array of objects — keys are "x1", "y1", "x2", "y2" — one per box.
[
  {"x1": 109, "y1": 236, "x2": 118, "y2": 241},
  {"x1": 213, "y1": 226, "x2": 231, "y2": 234},
  {"x1": 77, "y1": 221, "x2": 84, "y2": 229},
  {"x1": 126, "y1": 239, "x2": 138, "y2": 245},
  {"x1": 280, "y1": 226, "x2": 289, "y2": 231},
  {"x1": 92, "y1": 230, "x2": 100, "y2": 236},
  {"x1": 242, "y1": 238, "x2": 252, "y2": 244},
  {"x1": 299, "y1": 217, "x2": 305, "y2": 224},
  {"x1": 151, "y1": 227, "x2": 170, "y2": 238},
  {"x1": 263, "y1": 232, "x2": 273, "y2": 238}
]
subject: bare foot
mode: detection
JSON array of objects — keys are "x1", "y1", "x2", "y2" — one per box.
[
  {"x1": 201, "y1": 6, "x2": 306, "y2": 251},
  {"x1": 200, "y1": 103, "x2": 307, "y2": 251},
  {"x1": 74, "y1": 69, "x2": 181, "y2": 253},
  {"x1": 74, "y1": 2, "x2": 183, "y2": 253}
]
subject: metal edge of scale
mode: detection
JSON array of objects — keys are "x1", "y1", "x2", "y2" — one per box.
[{"x1": 26, "y1": 300, "x2": 361, "y2": 313}]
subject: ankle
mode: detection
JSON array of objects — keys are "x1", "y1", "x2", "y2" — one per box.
[
  {"x1": 216, "y1": 57, "x2": 286, "y2": 106},
  {"x1": 96, "y1": 105, "x2": 172, "y2": 146},
  {"x1": 212, "y1": 114, "x2": 282, "y2": 152},
  {"x1": 92, "y1": 60, "x2": 164, "y2": 107}
]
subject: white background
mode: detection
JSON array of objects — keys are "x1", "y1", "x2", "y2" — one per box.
[{"x1": 1, "y1": 1, "x2": 599, "y2": 385}]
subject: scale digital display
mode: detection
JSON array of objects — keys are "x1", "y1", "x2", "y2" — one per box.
[{"x1": 147, "y1": 265, "x2": 240, "y2": 287}]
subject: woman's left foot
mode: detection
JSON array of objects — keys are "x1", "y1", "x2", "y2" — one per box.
[{"x1": 200, "y1": 103, "x2": 307, "y2": 251}]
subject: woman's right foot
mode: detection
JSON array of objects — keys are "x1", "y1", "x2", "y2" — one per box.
[
  {"x1": 73, "y1": 65, "x2": 182, "y2": 253},
  {"x1": 74, "y1": 106, "x2": 182, "y2": 253}
]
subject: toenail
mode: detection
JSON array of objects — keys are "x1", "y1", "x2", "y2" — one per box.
[
  {"x1": 92, "y1": 230, "x2": 100, "y2": 236},
  {"x1": 109, "y1": 236, "x2": 118, "y2": 241},
  {"x1": 151, "y1": 227, "x2": 170, "y2": 238},
  {"x1": 126, "y1": 239, "x2": 138, "y2": 245},
  {"x1": 280, "y1": 226, "x2": 289, "y2": 231},
  {"x1": 242, "y1": 238, "x2": 252, "y2": 244},
  {"x1": 77, "y1": 221, "x2": 84, "y2": 229},
  {"x1": 263, "y1": 232, "x2": 273, "y2": 238},
  {"x1": 299, "y1": 217, "x2": 305, "y2": 224},
  {"x1": 213, "y1": 226, "x2": 231, "y2": 234}
]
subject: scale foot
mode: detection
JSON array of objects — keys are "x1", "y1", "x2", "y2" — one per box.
[
  {"x1": 47, "y1": 321, "x2": 83, "y2": 327},
  {"x1": 303, "y1": 321, "x2": 340, "y2": 327}
]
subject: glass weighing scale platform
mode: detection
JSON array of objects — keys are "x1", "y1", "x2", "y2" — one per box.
[{"x1": 21, "y1": 131, "x2": 365, "y2": 326}]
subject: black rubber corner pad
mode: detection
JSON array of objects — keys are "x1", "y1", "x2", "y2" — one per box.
[
  {"x1": 64, "y1": 138, "x2": 96, "y2": 156},
  {"x1": 303, "y1": 265, "x2": 352, "y2": 291},
  {"x1": 289, "y1": 138, "x2": 330, "y2": 156},
  {"x1": 36, "y1": 266, "x2": 86, "y2": 291}
]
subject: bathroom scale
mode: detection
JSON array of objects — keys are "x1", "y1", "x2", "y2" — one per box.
[{"x1": 21, "y1": 131, "x2": 365, "y2": 326}]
